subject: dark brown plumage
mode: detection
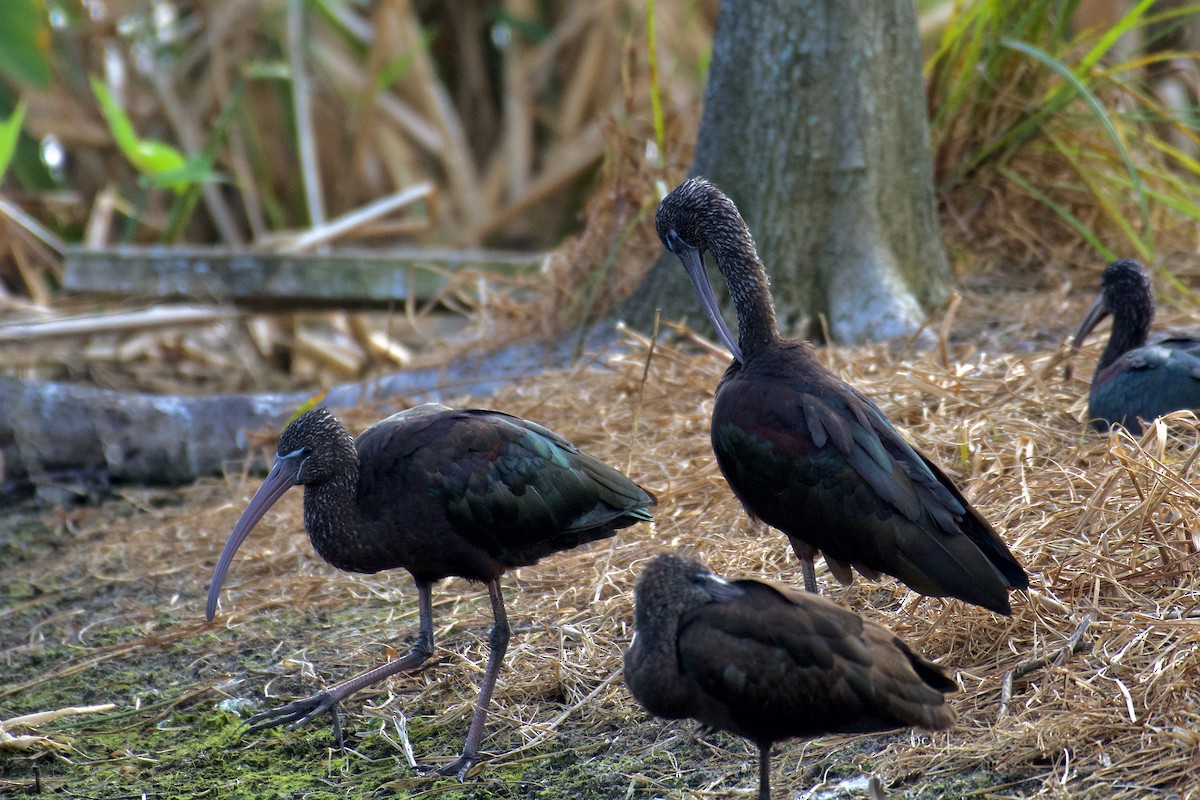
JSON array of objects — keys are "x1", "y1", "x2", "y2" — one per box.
[
  {"x1": 206, "y1": 404, "x2": 654, "y2": 778},
  {"x1": 623, "y1": 553, "x2": 956, "y2": 800},
  {"x1": 656, "y1": 177, "x2": 1028, "y2": 614}
]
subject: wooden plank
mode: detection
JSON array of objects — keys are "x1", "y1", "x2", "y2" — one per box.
[
  {"x1": 0, "y1": 305, "x2": 242, "y2": 344},
  {"x1": 62, "y1": 246, "x2": 543, "y2": 310}
]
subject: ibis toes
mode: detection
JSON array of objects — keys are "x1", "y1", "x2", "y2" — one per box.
[
  {"x1": 243, "y1": 690, "x2": 345, "y2": 747},
  {"x1": 435, "y1": 753, "x2": 481, "y2": 781}
]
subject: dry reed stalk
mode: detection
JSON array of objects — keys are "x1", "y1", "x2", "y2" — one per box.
[
  {"x1": 385, "y1": 0, "x2": 485, "y2": 240},
  {"x1": 314, "y1": 34, "x2": 443, "y2": 157},
  {"x1": 288, "y1": 0, "x2": 326, "y2": 232},
  {"x1": 488, "y1": 120, "x2": 611, "y2": 231},
  {"x1": 501, "y1": 0, "x2": 536, "y2": 201},
  {"x1": 276, "y1": 182, "x2": 433, "y2": 253},
  {"x1": 1, "y1": 0, "x2": 720, "y2": 390},
  {"x1": 6, "y1": 235, "x2": 50, "y2": 308},
  {"x1": 207, "y1": 4, "x2": 268, "y2": 241},
  {"x1": 557, "y1": 1, "x2": 618, "y2": 138}
]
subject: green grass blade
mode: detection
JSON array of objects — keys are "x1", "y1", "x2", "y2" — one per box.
[
  {"x1": 1075, "y1": 0, "x2": 1155, "y2": 75},
  {"x1": 998, "y1": 165, "x2": 1116, "y2": 261},
  {"x1": 1000, "y1": 38, "x2": 1152, "y2": 251},
  {"x1": 1044, "y1": 132, "x2": 1152, "y2": 260},
  {"x1": 646, "y1": 0, "x2": 665, "y2": 165},
  {"x1": 0, "y1": 100, "x2": 26, "y2": 181},
  {"x1": 1095, "y1": 157, "x2": 1200, "y2": 223},
  {"x1": 91, "y1": 76, "x2": 189, "y2": 191}
]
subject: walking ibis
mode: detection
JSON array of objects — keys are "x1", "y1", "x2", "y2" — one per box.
[
  {"x1": 624, "y1": 552, "x2": 956, "y2": 800},
  {"x1": 206, "y1": 404, "x2": 655, "y2": 778},
  {"x1": 656, "y1": 177, "x2": 1028, "y2": 614},
  {"x1": 1072, "y1": 259, "x2": 1200, "y2": 434}
]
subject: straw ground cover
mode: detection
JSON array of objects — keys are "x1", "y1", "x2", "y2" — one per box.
[
  {"x1": 5, "y1": 281, "x2": 1200, "y2": 798},
  {"x1": 4, "y1": 2, "x2": 1200, "y2": 797}
]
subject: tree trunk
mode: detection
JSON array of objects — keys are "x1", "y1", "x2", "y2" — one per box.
[{"x1": 622, "y1": 0, "x2": 952, "y2": 344}]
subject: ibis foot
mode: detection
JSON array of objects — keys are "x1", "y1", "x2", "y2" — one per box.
[
  {"x1": 244, "y1": 690, "x2": 345, "y2": 749},
  {"x1": 435, "y1": 753, "x2": 481, "y2": 781}
]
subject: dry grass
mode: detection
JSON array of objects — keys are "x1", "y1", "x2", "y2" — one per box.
[
  {"x1": 7, "y1": 289, "x2": 1200, "y2": 797},
  {"x1": 4, "y1": 5, "x2": 1200, "y2": 794},
  {"x1": 0, "y1": 0, "x2": 711, "y2": 391}
]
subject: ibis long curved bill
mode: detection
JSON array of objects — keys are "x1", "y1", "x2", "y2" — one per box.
[
  {"x1": 206, "y1": 453, "x2": 302, "y2": 622},
  {"x1": 674, "y1": 243, "x2": 744, "y2": 363},
  {"x1": 1072, "y1": 294, "x2": 1108, "y2": 350}
]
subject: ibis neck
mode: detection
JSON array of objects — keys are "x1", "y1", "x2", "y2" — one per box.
[
  {"x1": 302, "y1": 465, "x2": 373, "y2": 573},
  {"x1": 632, "y1": 604, "x2": 689, "y2": 670},
  {"x1": 628, "y1": 608, "x2": 692, "y2": 712},
  {"x1": 708, "y1": 236, "x2": 780, "y2": 360},
  {"x1": 1098, "y1": 309, "x2": 1151, "y2": 374}
]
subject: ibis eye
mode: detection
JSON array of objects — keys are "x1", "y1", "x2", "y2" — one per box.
[
  {"x1": 665, "y1": 229, "x2": 687, "y2": 253},
  {"x1": 295, "y1": 450, "x2": 315, "y2": 481}
]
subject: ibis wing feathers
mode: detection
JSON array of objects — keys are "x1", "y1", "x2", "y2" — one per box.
[
  {"x1": 713, "y1": 355, "x2": 1027, "y2": 609},
  {"x1": 357, "y1": 408, "x2": 652, "y2": 568},
  {"x1": 914, "y1": 453, "x2": 1029, "y2": 590},
  {"x1": 741, "y1": 375, "x2": 963, "y2": 532},
  {"x1": 844, "y1": 386, "x2": 966, "y2": 525},
  {"x1": 461, "y1": 409, "x2": 655, "y2": 526},
  {"x1": 675, "y1": 580, "x2": 955, "y2": 740},
  {"x1": 445, "y1": 413, "x2": 650, "y2": 553},
  {"x1": 1091, "y1": 340, "x2": 1200, "y2": 432}
]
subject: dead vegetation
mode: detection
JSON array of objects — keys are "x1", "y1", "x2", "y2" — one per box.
[
  {"x1": 5, "y1": 0, "x2": 1197, "y2": 395},
  {"x1": 4, "y1": 1, "x2": 1200, "y2": 798},
  {"x1": 6, "y1": 297, "x2": 1200, "y2": 797},
  {"x1": 0, "y1": 0, "x2": 705, "y2": 391}
]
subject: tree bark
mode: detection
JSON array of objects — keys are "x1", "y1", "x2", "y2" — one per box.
[{"x1": 621, "y1": 0, "x2": 951, "y2": 344}]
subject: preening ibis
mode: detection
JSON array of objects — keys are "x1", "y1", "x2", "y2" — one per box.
[
  {"x1": 656, "y1": 177, "x2": 1028, "y2": 615},
  {"x1": 1072, "y1": 259, "x2": 1200, "y2": 434},
  {"x1": 624, "y1": 553, "x2": 956, "y2": 800},
  {"x1": 206, "y1": 404, "x2": 655, "y2": 778}
]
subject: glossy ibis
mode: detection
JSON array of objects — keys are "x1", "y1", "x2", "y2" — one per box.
[
  {"x1": 656, "y1": 177, "x2": 1028, "y2": 614},
  {"x1": 206, "y1": 404, "x2": 654, "y2": 778},
  {"x1": 1072, "y1": 259, "x2": 1200, "y2": 434},
  {"x1": 624, "y1": 553, "x2": 956, "y2": 800}
]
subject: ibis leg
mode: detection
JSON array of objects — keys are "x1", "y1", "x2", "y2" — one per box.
[
  {"x1": 759, "y1": 744, "x2": 771, "y2": 800},
  {"x1": 787, "y1": 536, "x2": 819, "y2": 594},
  {"x1": 801, "y1": 557, "x2": 817, "y2": 594},
  {"x1": 243, "y1": 580, "x2": 436, "y2": 748},
  {"x1": 438, "y1": 579, "x2": 510, "y2": 780}
]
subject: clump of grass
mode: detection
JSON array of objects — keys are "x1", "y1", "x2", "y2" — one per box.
[{"x1": 925, "y1": 0, "x2": 1200, "y2": 270}]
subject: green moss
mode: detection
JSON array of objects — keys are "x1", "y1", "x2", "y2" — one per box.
[
  {"x1": 910, "y1": 769, "x2": 1040, "y2": 799},
  {"x1": 0, "y1": 515, "x2": 64, "y2": 564},
  {"x1": 1, "y1": 693, "x2": 402, "y2": 800}
]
